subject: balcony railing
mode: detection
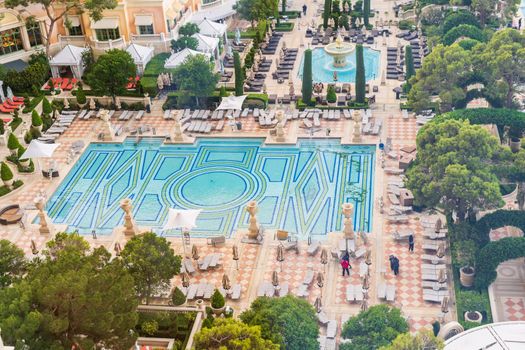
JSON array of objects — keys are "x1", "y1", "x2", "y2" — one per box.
[
  {"x1": 58, "y1": 34, "x2": 87, "y2": 47},
  {"x1": 92, "y1": 37, "x2": 126, "y2": 50}
]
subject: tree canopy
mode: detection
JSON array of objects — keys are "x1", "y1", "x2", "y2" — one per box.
[
  {"x1": 0, "y1": 232, "x2": 138, "y2": 350},
  {"x1": 171, "y1": 54, "x2": 220, "y2": 107},
  {"x1": 0, "y1": 239, "x2": 26, "y2": 288},
  {"x1": 406, "y1": 119, "x2": 504, "y2": 221},
  {"x1": 378, "y1": 330, "x2": 444, "y2": 350},
  {"x1": 194, "y1": 318, "x2": 280, "y2": 350},
  {"x1": 120, "y1": 232, "x2": 181, "y2": 304},
  {"x1": 87, "y1": 49, "x2": 136, "y2": 101},
  {"x1": 240, "y1": 296, "x2": 319, "y2": 350},
  {"x1": 234, "y1": 0, "x2": 277, "y2": 27},
  {"x1": 340, "y1": 305, "x2": 409, "y2": 350}
]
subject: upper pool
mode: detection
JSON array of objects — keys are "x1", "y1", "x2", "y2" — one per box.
[
  {"x1": 298, "y1": 47, "x2": 381, "y2": 83},
  {"x1": 46, "y1": 138, "x2": 375, "y2": 238}
]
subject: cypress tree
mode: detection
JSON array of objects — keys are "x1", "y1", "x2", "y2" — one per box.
[
  {"x1": 323, "y1": 0, "x2": 332, "y2": 29},
  {"x1": 405, "y1": 45, "x2": 415, "y2": 84},
  {"x1": 302, "y1": 49, "x2": 313, "y2": 105},
  {"x1": 233, "y1": 51, "x2": 244, "y2": 96},
  {"x1": 282, "y1": 0, "x2": 286, "y2": 13},
  {"x1": 363, "y1": 0, "x2": 370, "y2": 27},
  {"x1": 355, "y1": 44, "x2": 366, "y2": 103}
]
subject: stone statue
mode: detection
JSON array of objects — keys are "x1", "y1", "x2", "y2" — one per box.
[
  {"x1": 352, "y1": 110, "x2": 362, "y2": 143},
  {"x1": 246, "y1": 201, "x2": 259, "y2": 239},
  {"x1": 342, "y1": 203, "x2": 354, "y2": 240},
  {"x1": 120, "y1": 198, "x2": 139, "y2": 236}
]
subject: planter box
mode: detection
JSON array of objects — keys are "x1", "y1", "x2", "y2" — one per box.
[{"x1": 460, "y1": 266, "x2": 475, "y2": 288}]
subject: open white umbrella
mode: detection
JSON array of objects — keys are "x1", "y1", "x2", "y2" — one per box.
[
  {"x1": 21, "y1": 140, "x2": 61, "y2": 176},
  {"x1": 216, "y1": 95, "x2": 247, "y2": 111},
  {"x1": 163, "y1": 208, "x2": 201, "y2": 253}
]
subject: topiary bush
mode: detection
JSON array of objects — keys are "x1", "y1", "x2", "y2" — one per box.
[
  {"x1": 141, "y1": 320, "x2": 159, "y2": 336},
  {"x1": 1, "y1": 162, "x2": 13, "y2": 182},
  {"x1": 76, "y1": 86, "x2": 87, "y2": 105},
  {"x1": 327, "y1": 85, "x2": 337, "y2": 103},
  {"x1": 31, "y1": 110, "x2": 43, "y2": 127},
  {"x1": 0, "y1": 120, "x2": 4, "y2": 135},
  {"x1": 443, "y1": 24, "x2": 485, "y2": 46},
  {"x1": 42, "y1": 97, "x2": 53, "y2": 115},
  {"x1": 171, "y1": 287, "x2": 186, "y2": 306},
  {"x1": 355, "y1": 44, "x2": 366, "y2": 103},
  {"x1": 7, "y1": 133, "x2": 20, "y2": 151},
  {"x1": 211, "y1": 289, "x2": 225, "y2": 309},
  {"x1": 442, "y1": 11, "x2": 480, "y2": 34}
]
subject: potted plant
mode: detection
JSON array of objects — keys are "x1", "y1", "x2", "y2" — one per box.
[
  {"x1": 326, "y1": 85, "x2": 337, "y2": 105},
  {"x1": 17, "y1": 146, "x2": 29, "y2": 168},
  {"x1": 454, "y1": 240, "x2": 477, "y2": 288},
  {"x1": 31, "y1": 110, "x2": 43, "y2": 132},
  {"x1": 210, "y1": 289, "x2": 225, "y2": 315},
  {"x1": 7, "y1": 133, "x2": 20, "y2": 156},
  {"x1": 1, "y1": 162, "x2": 14, "y2": 188},
  {"x1": 76, "y1": 86, "x2": 87, "y2": 108},
  {"x1": 509, "y1": 129, "x2": 522, "y2": 153},
  {"x1": 171, "y1": 286, "x2": 186, "y2": 306},
  {"x1": 42, "y1": 97, "x2": 53, "y2": 116},
  {"x1": 464, "y1": 311, "x2": 483, "y2": 324}
]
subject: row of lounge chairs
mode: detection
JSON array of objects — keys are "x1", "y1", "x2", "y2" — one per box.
[
  {"x1": 261, "y1": 32, "x2": 283, "y2": 55},
  {"x1": 0, "y1": 96, "x2": 24, "y2": 114},
  {"x1": 38, "y1": 110, "x2": 78, "y2": 143},
  {"x1": 43, "y1": 77, "x2": 77, "y2": 91}
]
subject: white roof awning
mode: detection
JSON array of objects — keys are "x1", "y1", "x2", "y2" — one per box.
[
  {"x1": 164, "y1": 48, "x2": 211, "y2": 69},
  {"x1": 135, "y1": 15, "x2": 153, "y2": 26},
  {"x1": 126, "y1": 43, "x2": 154, "y2": 65},
  {"x1": 192, "y1": 33, "x2": 219, "y2": 53},
  {"x1": 190, "y1": 0, "x2": 236, "y2": 22},
  {"x1": 49, "y1": 45, "x2": 89, "y2": 66},
  {"x1": 68, "y1": 16, "x2": 80, "y2": 27},
  {"x1": 195, "y1": 18, "x2": 227, "y2": 37},
  {"x1": 91, "y1": 17, "x2": 119, "y2": 29}
]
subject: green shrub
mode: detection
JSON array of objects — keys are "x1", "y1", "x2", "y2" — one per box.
[
  {"x1": 0, "y1": 120, "x2": 4, "y2": 135},
  {"x1": 140, "y1": 76, "x2": 158, "y2": 97},
  {"x1": 327, "y1": 85, "x2": 336, "y2": 103},
  {"x1": 17, "y1": 146, "x2": 26, "y2": 161},
  {"x1": 143, "y1": 53, "x2": 171, "y2": 77},
  {"x1": 17, "y1": 160, "x2": 34, "y2": 173},
  {"x1": 4, "y1": 61, "x2": 49, "y2": 93},
  {"x1": 442, "y1": 11, "x2": 480, "y2": 34},
  {"x1": 398, "y1": 19, "x2": 415, "y2": 30},
  {"x1": 7, "y1": 133, "x2": 20, "y2": 151},
  {"x1": 219, "y1": 86, "x2": 228, "y2": 97},
  {"x1": 1, "y1": 162, "x2": 13, "y2": 181},
  {"x1": 24, "y1": 127, "x2": 41, "y2": 144},
  {"x1": 171, "y1": 287, "x2": 186, "y2": 306},
  {"x1": 452, "y1": 239, "x2": 478, "y2": 270},
  {"x1": 458, "y1": 38, "x2": 481, "y2": 50},
  {"x1": 76, "y1": 86, "x2": 87, "y2": 104},
  {"x1": 42, "y1": 97, "x2": 53, "y2": 115},
  {"x1": 432, "y1": 321, "x2": 440, "y2": 336},
  {"x1": 211, "y1": 289, "x2": 225, "y2": 309},
  {"x1": 234, "y1": 51, "x2": 244, "y2": 96},
  {"x1": 141, "y1": 320, "x2": 159, "y2": 336},
  {"x1": 443, "y1": 24, "x2": 485, "y2": 46},
  {"x1": 31, "y1": 110, "x2": 43, "y2": 127},
  {"x1": 274, "y1": 22, "x2": 294, "y2": 31}
]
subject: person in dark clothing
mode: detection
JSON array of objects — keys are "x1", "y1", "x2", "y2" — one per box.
[
  {"x1": 341, "y1": 259, "x2": 350, "y2": 276},
  {"x1": 389, "y1": 255, "x2": 395, "y2": 271},
  {"x1": 392, "y1": 257, "x2": 400, "y2": 276},
  {"x1": 408, "y1": 234, "x2": 414, "y2": 252},
  {"x1": 303, "y1": 4, "x2": 307, "y2": 15}
]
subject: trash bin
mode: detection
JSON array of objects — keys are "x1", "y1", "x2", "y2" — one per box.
[
  {"x1": 146, "y1": 104, "x2": 151, "y2": 113},
  {"x1": 236, "y1": 122, "x2": 242, "y2": 130}
]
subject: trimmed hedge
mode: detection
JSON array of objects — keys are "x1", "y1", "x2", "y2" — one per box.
[
  {"x1": 475, "y1": 237, "x2": 525, "y2": 289},
  {"x1": 436, "y1": 108, "x2": 525, "y2": 135},
  {"x1": 473, "y1": 210, "x2": 525, "y2": 247},
  {"x1": 442, "y1": 11, "x2": 480, "y2": 34},
  {"x1": 274, "y1": 22, "x2": 294, "y2": 31},
  {"x1": 443, "y1": 24, "x2": 485, "y2": 46}
]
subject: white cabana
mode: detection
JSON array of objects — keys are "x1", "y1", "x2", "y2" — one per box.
[
  {"x1": 192, "y1": 33, "x2": 220, "y2": 58},
  {"x1": 49, "y1": 45, "x2": 89, "y2": 79},
  {"x1": 164, "y1": 48, "x2": 211, "y2": 69},
  {"x1": 217, "y1": 95, "x2": 247, "y2": 111},
  {"x1": 126, "y1": 43, "x2": 154, "y2": 75},
  {"x1": 194, "y1": 18, "x2": 227, "y2": 39}
]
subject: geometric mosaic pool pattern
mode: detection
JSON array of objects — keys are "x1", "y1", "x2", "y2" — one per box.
[{"x1": 46, "y1": 138, "x2": 375, "y2": 237}]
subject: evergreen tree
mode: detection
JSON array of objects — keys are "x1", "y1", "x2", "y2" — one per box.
[
  {"x1": 302, "y1": 49, "x2": 313, "y2": 104},
  {"x1": 233, "y1": 51, "x2": 244, "y2": 96},
  {"x1": 405, "y1": 45, "x2": 415, "y2": 89},
  {"x1": 323, "y1": 0, "x2": 332, "y2": 28},
  {"x1": 355, "y1": 44, "x2": 366, "y2": 103},
  {"x1": 282, "y1": 0, "x2": 286, "y2": 13},
  {"x1": 363, "y1": 0, "x2": 370, "y2": 26}
]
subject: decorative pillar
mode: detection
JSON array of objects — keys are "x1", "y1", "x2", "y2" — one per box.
[
  {"x1": 172, "y1": 110, "x2": 184, "y2": 141},
  {"x1": 89, "y1": 98, "x2": 96, "y2": 110},
  {"x1": 35, "y1": 197, "x2": 53, "y2": 235},
  {"x1": 120, "y1": 198, "x2": 139, "y2": 237},
  {"x1": 99, "y1": 109, "x2": 114, "y2": 140},
  {"x1": 352, "y1": 110, "x2": 362, "y2": 143},
  {"x1": 275, "y1": 110, "x2": 286, "y2": 142},
  {"x1": 342, "y1": 203, "x2": 354, "y2": 240},
  {"x1": 246, "y1": 201, "x2": 260, "y2": 239},
  {"x1": 20, "y1": 25, "x2": 31, "y2": 51}
]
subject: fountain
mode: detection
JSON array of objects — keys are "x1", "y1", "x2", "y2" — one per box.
[{"x1": 324, "y1": 34, "x2": 356, "y2": 68}]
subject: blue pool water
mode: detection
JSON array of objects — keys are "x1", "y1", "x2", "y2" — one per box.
[
  {"x1": 46, "y1": 138, "x2": 375, "y2": 238},
  {"x1": 298, "y1": 47, "x2": 381, "y2": 83}
]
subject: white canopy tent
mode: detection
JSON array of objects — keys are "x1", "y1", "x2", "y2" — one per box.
[
  {"x1": 164, "y1": 48, "x2": 211, "y2": 69},
  {"x1": 126, "y1": 43, "x2": 154, "y2": 75},
  {"x1": 192, "y1": 33, "x2": 220, "y2": 60},
  {"x1": 194, "y1": 18, "x2": 227, "y2": 39},
  {"x1": 49, "y1": 45, "x2": 89, "y2": 79},
  {"x1": 216, "y1": 95, "x2": 247, "y2": 111},
  {"x1": 189, "y1": 0, "x2": 236, "y2": 22}
]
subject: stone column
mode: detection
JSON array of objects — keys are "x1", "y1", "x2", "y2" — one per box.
[
  {"x1": 246, "y1": 201, "x2": 259, "y2": 239},
  {"x1": 172, "y1": 110, "x2": 184, "y2": 141},
  {"x1": 352, "y1": 110, "x2": 362, "y2": 143},
  {"x1": 35, "y1": 197, "x2": 53, "y2": 235},
  {"x1": 20, "y1": 25, "x2": 31, "y2": 51},
  {"x1": 342, "y1": 203, "x2": 354, "y2": 240},
  {"x1": 275, "y1": 110, "x2": 286, "y2": 142},
  {"x1": 120, "y1": 198, "x2": 139, "y2": 237},
  {"x1": 99, "y1": 109, "x2": 114, "y2": 140}
]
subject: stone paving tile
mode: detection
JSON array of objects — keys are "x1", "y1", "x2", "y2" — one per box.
[
  {"x1": 503, "y1": 297, "x2": 525, "y2": 321},
  {"x1": 489, "y1": 226, "x2": 524, "y2": 242},
  {"x1": 407, "y1": 316, "x2": 436, "y2": 333}
]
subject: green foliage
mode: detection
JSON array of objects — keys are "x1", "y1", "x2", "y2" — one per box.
[
  {"x1": 398, "y1": 19, "x2": 415, "y2": 30},
  {"x1": 170, "y1": 36, "x2": 199, "y2": 51},
  {"x1": 407, "y1": 119, "x2": 504, "y2": 220},
  {"x1": 438, "y1": 108, "x2": 525, "y2": 137},
  {"x1": 475, "y1": 237, "x2": 525, "y2": 289},
  {"x1": 42, "y1": 97, "x2": 52, "y2": 115},
  {"x1": 378, "y1": 330, "x2": 444, "y2": 350},
  {"x1": 355, "y1": 44, "x2": 366, "y2": 103},
  {"x1": 240, "y1": 295, "x2": 319, "y2": 350},
  {"x1": 211, "y1": 289, "x2": 225, "y2": 309},
  {"x1": 281, "y1": 0, "x2": 286, "y2": 13},
  {"x1": 452, "y1": 239, "x2": 478, "y2": 269},
  {"x1": 339, "y1": 14, "x2": 350, "y2": 29},
  {"x1": 141, "y1": 320, "x2": 159, "y2": 336},
  {"x1": 234, "y1": 0, "x2": 277, "y2": 26},
  {"x1": 76, "y1": 86, "x2": 86, "y2": 104},
  {"x1": 219, "y1": 86, "x2": 229, "y2": 97},
  {"x1": 143, "y1": 53, "x2": 170, "y2": 77},
  {"x1": 87, "y1": 49, "x2": 137, "y2": 99},
  {"x1": 24, "y1": 127, "x2": 41, "y2": 144},
  {"x1": 442, "y1": 11, "x2": 480, "y2": 34},
  {"x1": 31, "y1": 110, "x2": 43, "y2": 127},
  {"x1": 7, "y1": 133, "x2": 20, "y2": 151},
  {"x1": 0, "y1": 232, "x2": 138, "y2": 349},
  {"x1": 0, "y1": 239, "x2": 26, "y2": 288},
  {"x1": 171, "y1": 286, "x2": 186, "y2": 306},
  {"x1": 327, "y1": 85, "x2": 337, "y2": 103},
  {"x1": 323, "y1": 0, "x2": 332, "y2": 28},
  {"x1": 302, "y1": 49, "x2": 313, "y2": 104},
  {"x1": 121, "y1": 232, "x2": 181, "y2": 304},
  {"x1": 171, "y1": 54, "x2": 220, "y2": 108},
  {"x1": 178, "y1": 22, "x2": 200, "y2": 36},
  {"x1": 3, "y1": 60, "x2": 49, "y2": 93},
  {"x1": 432, "y1": 321, "x2": 440, "y2": 336},
  {"x1": 405, "y1": 45, "x2": 415, "y2": 88},
  {"x1": 136, "y1": 311, "x2": 196, "y2": 340},
  {"x1": 363, "y1": 0, "x2": 370, "y2": 26},
  {"x1": 443, "y1": 24, "x2": 485, "y2": 46},
  {"x1": 234, "y1": 51, "x2": 244, "y2": 96},
  {"x1": 341, "y1": 305, "x2": 409, "y2": 350},
  {"x1": 458, "y1": 38, "x2": 481, "y2": 50},
  {"x1": 0, "y1": 120, "x2": 4, "y2": 135}
]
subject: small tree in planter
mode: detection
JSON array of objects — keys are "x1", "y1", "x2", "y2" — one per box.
[
  {"x1": 76, "y1": 86, "x2": 87, "y2": 108},
  {"x1": 327, "y1": 85, "x2": 337, "y2": 104},
  {"x1": 210, "y1": 289, "x2": 225, "y2": 315},
  {"x1": 171, "y1": 286, "x2": 186, "y2": 306},
  {"x1": 7, "y1": 133, "x2": 20, "y2": 156},
  {"x1": 1, "y1": 162, "x2": 14, "y2": 188},
  {"x1": 42, "y1": 97, "x2": 53, "y2": 116},
  {"x1": 453, "y1": 239, "x2": 478, "y2": 288},
  {"x1": 141, "y1": 320, "x2": 159, "y2": 336},
  {"x1": 31, "y1": 110, "x2": 43, "y2": 131},
  {"x1": 17, "y1": 146, "x2": 30, "y2": 169}
]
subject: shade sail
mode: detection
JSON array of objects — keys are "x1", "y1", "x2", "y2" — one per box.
[
  {"x1": 21, "y1": 140, "x2": 60, "y2": 159},
  {"x1": 216, "y1": 95, "x2": 247, "y2": 111},
  {"x1": 91, "y1": 17, "x2": 119, "y2": 29},
  {"x1": 162, "y1": 209, "x2": 202, "y2": 231}
]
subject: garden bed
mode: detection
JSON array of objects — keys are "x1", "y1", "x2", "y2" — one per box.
[
  {"x1": 135, "y1": 310, "x2": 197, "y2": 350},
  {"x1": 0, "y1": 180, "x2": 24, "y2": 197},
  {"x1": 274, "y1": 22, "x2": 295, "y2": 31}
]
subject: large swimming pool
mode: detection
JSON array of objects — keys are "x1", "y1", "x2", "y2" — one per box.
[{"x1": 47, "y1": 138, "x2": 375, "y2": 238}]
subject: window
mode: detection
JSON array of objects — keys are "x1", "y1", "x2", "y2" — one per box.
[
  {"x1": 69, "y1": 25, "x2": 83, "y2": 36},
  {"x1": 202, "y1": 0, "x2": 219, "y2": 4},
  {"x1": 137, "y1": 25, "x2": 154, "y2": 35},
  {"x1": 0, "y1": 27, "x2": 23, "y2": 56},
  {"x1": 95, "y1": 28, "x2": 120, "y2": 41},
  {"x1": 26, "y1": 23, "x2": 42, "y2": 47}
]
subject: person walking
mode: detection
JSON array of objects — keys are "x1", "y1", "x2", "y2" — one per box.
[
  {"x1": 389, "y1": 255, "x2": 395, "y2": 271},
  {"x1": 408, "y1": 234, "x2": 414, "y2": 252},
  {"x1": 393, "y1": 257, "x2": 400, "y2": 276},
  {"x1": 341, "y1": 258, "x2": 350, "y2": 276},
  {"x1": 303, "y1": 4, "x2": 307, "y2": 15}
]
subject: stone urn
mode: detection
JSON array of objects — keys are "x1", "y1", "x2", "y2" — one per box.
[
  {"x1": 19, "y1": 158, "x2": 30, "y2": 168},
  {"x1": 211, "y1": 305, "x2": 226, "y2": 316},
  {"x1": 459, "y1": 266, "x2": 475, "y2": 288},
  {"x1": 2, "y1": 178, "x2": 13, "y2": 188},
  {"x1": 77, "y1": 102, "x2": 87, "y2": 109},
  {"x1": 464, "y1": 311, "x2": 482, "y2": 324},
  {"x1": 510, "y1": 137, "x2": 521, "y2": 153}
]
